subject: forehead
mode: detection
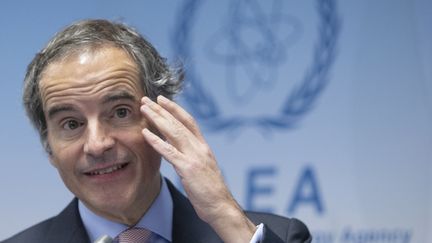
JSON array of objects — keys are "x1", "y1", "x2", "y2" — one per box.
[{"x1": 39, "y1": 46, "x2": 142, "y2": 109}]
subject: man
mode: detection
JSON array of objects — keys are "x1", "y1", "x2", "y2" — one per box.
[{"x1": 3, "y1": 19, "x2": 311, "y2": 243}]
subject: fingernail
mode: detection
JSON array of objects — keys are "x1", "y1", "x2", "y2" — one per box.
[
  {"x1": 158, "y1": 95, "x2": 169, "y2": 103},
  {"x1": 140, "y1": 105, "x2": 149, "y2": 112},
  {"x1": 142, "y1": 128, "x2": 150, "y2": 135},
  {"x1": 141, "y1": 96, "x2": 151, "y2": 104}
]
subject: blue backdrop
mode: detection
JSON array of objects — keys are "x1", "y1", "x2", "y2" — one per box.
[{"x1": 1, "y1": 1, "x2": 431, "y2": 242}]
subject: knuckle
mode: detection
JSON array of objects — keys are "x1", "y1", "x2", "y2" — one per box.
[
  {"x1": 163, "y1": 142, "x2": 177, "y2": 156},
  {"x1": 187, "y1": 160, "x2": 204, "y2": 173},
  {"x1": 170, "y1": 122, "x2": 186, "y2": 139},
  {"x1": 170, "y1": 128, "x2": 182, "y2": 140}
]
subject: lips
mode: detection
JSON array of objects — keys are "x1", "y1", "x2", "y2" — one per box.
[{"x1": 84, "y1": 162, "x2": 129, "y2": 176}]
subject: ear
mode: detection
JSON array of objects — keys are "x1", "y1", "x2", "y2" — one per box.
[
  {"x1": 44, "y1": 140, "x2": 58, "y2": 168},
  {"x1": 48, "y1": 156, "x2": 58, "y2": 168}
]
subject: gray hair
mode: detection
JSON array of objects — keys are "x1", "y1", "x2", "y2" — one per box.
[{"x1": 23, "y1": 19, "x2": 183, "y2": 149}]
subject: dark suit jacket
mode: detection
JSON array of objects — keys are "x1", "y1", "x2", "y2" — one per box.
[{"x1": 2, "y1": 180, "x2": 311, "y2": 243}]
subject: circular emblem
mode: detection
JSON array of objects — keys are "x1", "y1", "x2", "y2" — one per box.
[{"x1": 172, "y1": 0, "x2": 340, "y2": 133}]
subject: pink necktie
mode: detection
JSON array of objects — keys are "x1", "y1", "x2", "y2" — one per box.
[{"x1": 114, "y1": 227, "x2": 153, "y2": 243}]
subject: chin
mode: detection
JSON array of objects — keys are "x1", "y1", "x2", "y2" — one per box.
[
  {"x1": 88, "y1": 195, "x2": 136, "y2": 219},
  {"x1": 80, "y1": 186, "x2": 133, "y2": 211}
]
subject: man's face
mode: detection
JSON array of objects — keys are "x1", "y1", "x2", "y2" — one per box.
[{"x1": 39, "y1": 46, "x2": 161, "y2": 224}]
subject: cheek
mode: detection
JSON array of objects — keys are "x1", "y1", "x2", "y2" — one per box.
[
  {"x1": 49, "y1": 152, "x2": 79, "y2": 192},
  {"x1": 122, "y1": 130, "x2": 161, "y2": 169},
  {"x1": 50, "y1": 151, "x2": 77, "y2": 174},
  {"x1": 48, "y1": 139, "x2": 82, "y2": 173},
  {"x1": 124, "y1": 131, "x2": 154, "y2": 158}
]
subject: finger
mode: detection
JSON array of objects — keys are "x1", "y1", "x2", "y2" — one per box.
[
  {"x1": 141, "y1": 96, "x2": 177, "y2": 123},
  {"x1": 142, "y1": 128, "x2": 184, "y2": 168},
  {"x1": 156, "y1": 95, "x2": 206, "y2": 143},
  {"x1": 141, "y1": 96, "x2": 203, "y2": 142},
  {"x1": 141, "y1": 98, "x2": 196, "y2": 150}
]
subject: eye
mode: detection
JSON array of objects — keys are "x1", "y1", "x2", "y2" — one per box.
[
  {"x1": 63, "y1": 119, "x2": 83, "y2": 130},
  {"x1": 114, "y1": 107, "x2": 130, "y2": 119}
]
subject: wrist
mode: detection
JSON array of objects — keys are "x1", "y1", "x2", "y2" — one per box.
[{"x1": 208, "y1": 203, "x2": 256, "y2": 243}]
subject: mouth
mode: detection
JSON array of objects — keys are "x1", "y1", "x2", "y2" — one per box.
[{"x1": 84, "y1": 162, "x2": 129, "y2": 176}]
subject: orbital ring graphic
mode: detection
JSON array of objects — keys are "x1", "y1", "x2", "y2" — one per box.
[{"x1": 172, "y1": 0, "x2": 340, "y2": 134}]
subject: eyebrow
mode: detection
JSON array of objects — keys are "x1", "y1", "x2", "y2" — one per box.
[
  {"x1": 47, "y1": 105, "x2": 75, "y2": 119},
  {"x1": 47, "y1": 91, "x2": 137, "y2": 119},
  {"x1": 101, "y1": 91, "x2": 137, "y2": 104}
]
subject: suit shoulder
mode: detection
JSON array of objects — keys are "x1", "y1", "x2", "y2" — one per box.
[
  {"x1": 1, "y1": 217, "x2": 55, "y2": 243},
  {"x1": 2, "y1": 199, "x2": 88, "y2": 243},
  {"x1": 245, "y1": 211, "x2": 311, "y2": 242}
]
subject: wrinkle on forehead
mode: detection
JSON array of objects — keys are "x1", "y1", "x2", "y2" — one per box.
[
  {"x1": 39, "y1": 47, "x2": 143, "y2": 110},
  {"x1": 43, "y1": 79, "x2": 141, "y2": 109},
  {"x1": 41, "y1": 71, "x2": 140, "y2": 104}
]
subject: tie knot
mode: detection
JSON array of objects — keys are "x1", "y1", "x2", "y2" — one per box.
[{"x1": 115, "y1": 227, "x2": 153, "y2": 243}]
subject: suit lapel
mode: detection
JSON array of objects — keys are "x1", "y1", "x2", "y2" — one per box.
[
  {"x1": 46, "y1": 198, "x2": 90, "y2": 243},
  {"x1": 44, "y1": 181, "x2": 222, "y2": 243},
  {"x1": 166, "y1": 179, "x2": 222, "y2": 243}
]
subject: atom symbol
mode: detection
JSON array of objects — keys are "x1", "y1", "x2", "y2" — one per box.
[
  {"x1": 205, "y1": 0, "x2": 301, "y2": 104},
  {"x1": 173, "y1": 0, "x2": 340, "y2": 133}
]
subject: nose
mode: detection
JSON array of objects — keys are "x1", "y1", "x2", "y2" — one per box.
[{"x1": 83, "y1": 120, "x2": 115, "y2": 157}]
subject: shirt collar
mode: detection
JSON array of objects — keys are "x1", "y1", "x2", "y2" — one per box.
[{"x1": 79, "y1": 178, "x2": 173, "y2": 242}]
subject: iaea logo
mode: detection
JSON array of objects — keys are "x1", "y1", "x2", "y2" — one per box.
[{"x1": 172, "y1": 0, "x2": 340, "y2": 134}]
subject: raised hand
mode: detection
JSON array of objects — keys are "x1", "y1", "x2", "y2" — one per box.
[{"x1": 140, "y1": 95, "x2": 255, "y2": 243}]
